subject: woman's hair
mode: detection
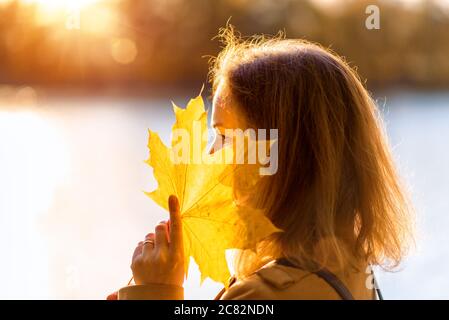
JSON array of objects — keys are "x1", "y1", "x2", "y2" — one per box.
[{"x1": 209, "y1": 26, "x2": 414, "y2": 278}]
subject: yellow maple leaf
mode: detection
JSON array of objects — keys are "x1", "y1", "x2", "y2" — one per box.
[{"x1": 145, "y1": 94, "x2": 281, "y2": 286}]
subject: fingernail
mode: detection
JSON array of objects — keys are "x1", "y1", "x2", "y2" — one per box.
[{"x1": 169, "y1": 195, "x2": 179, "y2": 210}]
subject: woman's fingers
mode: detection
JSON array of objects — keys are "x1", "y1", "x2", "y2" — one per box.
[
  {"x1": 140, "y1": 195, "x2": 181, "y2": 260},
  {"x1": 129, "y1": 198, "x2": 184, "y2": 287},
  {"x1": 168, "y1": 195, "x2": 183, "y2": 254},
  {"x1": 106, "y1": 291, "x2": 118, "y2": 300},
  {"x1": 154, "y1": 222, "x2": 169, "y2": 250},
  {"x1": 133, "y1": 241, "x2": 144, "y2": 261},
  {"x1": 145, "y1": 233, "x2": 155, "y2": 240},
  {"x1": 142, "y1": 232, "x2": 156, "y2": 256}
]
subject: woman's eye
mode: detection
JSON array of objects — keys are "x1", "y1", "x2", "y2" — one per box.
[
  {"x1": 219, "y1": 134, "x2": 231, "y2": 142},
  {"x1": 208, "y1": 133, "x2": 229, "y2": 154}
]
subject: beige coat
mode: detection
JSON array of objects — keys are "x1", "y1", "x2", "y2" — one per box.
[{"x1": 117, "y1": 259, "x2": 376, "y2": 300}]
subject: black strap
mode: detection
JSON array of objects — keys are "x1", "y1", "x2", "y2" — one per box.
[
  {"x1": 372, "y1": 271, "x2": 384, "y2": 300},
  {"x1": 276, "y1": 257, "x2": 355, "y2": 300}
]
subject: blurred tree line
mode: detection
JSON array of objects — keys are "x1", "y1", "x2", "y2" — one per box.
[{"x1": 0, "y1": 0, "x2": 448, "y2": 90}]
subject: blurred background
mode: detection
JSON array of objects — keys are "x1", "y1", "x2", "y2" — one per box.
[{"x1": 0, "y1": 0, "x2": 448, "y2": 299}]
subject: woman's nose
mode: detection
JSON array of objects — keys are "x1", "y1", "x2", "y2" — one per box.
[
  {"x1": 207, "y1": 145, "x2": 214, "y2": 155},
  {"x1": 207, "y1": 142, "x2": 217, "y2": 155}
]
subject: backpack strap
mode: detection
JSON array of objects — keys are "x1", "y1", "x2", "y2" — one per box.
[
  {"x1": 276, "y1": 257, "x2": 355, "y2": 300},
  {"x1": 371, "y1": 269, "x2": 384, "y2": 300}
]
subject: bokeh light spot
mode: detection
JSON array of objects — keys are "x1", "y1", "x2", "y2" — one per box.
[{"x1": 110, "y1": 38, "x2": 138, "y2": 65}]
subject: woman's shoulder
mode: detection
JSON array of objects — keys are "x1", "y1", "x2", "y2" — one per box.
[
  {"x1": 219, "y1": 260, "x2": 345, "y2": 300},
  {"x1": 220, "y1": 261, "x2": 338, "y2": 300}
]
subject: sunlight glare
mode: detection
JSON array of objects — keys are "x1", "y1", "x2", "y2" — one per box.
[{"x1": 21, "y1": 0, "x2": 100, "y2": 10}]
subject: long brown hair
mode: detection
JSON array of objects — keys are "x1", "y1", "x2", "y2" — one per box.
[{"x1": 209, "y1": 26, "x2": 414, "y2": 278}]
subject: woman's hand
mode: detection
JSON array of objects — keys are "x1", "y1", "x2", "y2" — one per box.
[{"x1": 130, "y1": 195, "x2": 185, "y2": 287}]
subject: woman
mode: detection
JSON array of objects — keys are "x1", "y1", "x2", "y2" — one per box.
[{"x1": 112, "y1": 27, "x2": 413, "y2": 300}]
